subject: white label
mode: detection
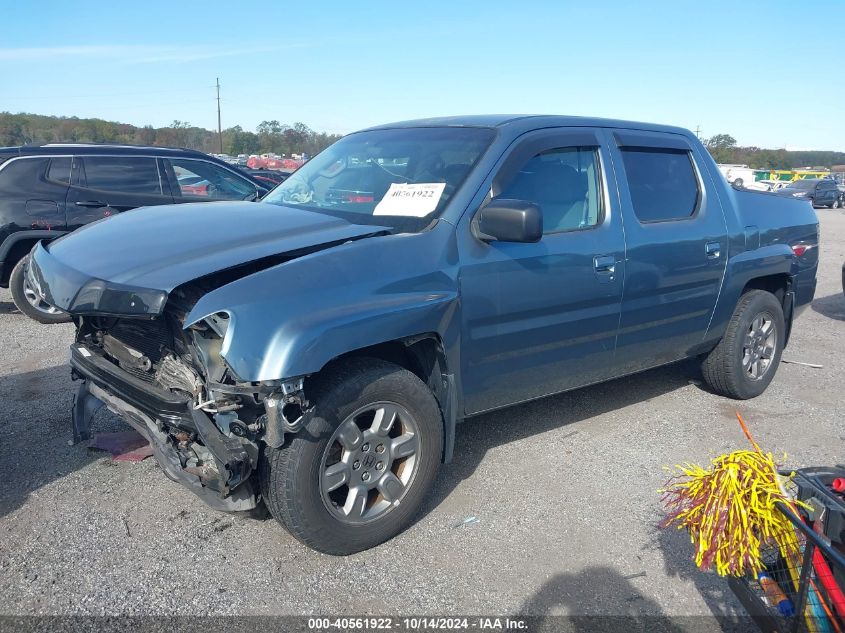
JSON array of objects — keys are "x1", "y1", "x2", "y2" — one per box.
[
  {"x1": 373, "y1": 183, "x2": 446, "y2": 217},
  {"x1": 78, "y1": 346, "x2": 92, "y2": 357}
]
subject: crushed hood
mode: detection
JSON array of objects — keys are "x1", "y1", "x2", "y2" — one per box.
[{"x1": 29, "y1": 201, "x2": 387, "y2": 316}]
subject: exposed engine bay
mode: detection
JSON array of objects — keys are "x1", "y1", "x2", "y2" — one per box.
[{"x1": 69, "y1": 283, "x2": 310, "y2": 511}]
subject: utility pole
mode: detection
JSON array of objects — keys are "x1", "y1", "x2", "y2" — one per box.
[
  {"x1": 694, "y1": 125, "x2": 702, "y2": 140},
  {"x1": 216, "y1": 78, "x2": 223, "y2": 154}
]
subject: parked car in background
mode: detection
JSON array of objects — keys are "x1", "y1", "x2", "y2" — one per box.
[
  {"x1": 736, "y1": 180, "x2": 772, "y2": 192},
  {"x1": 759, "y1": 180, "x2": 791, "y2": 191},
  {"x1": 718, "y1": 164, "x2": 760, "y2": 188},
  {"x1": 27, "y1": 115, "x2": 818, "y2": 554},
  {"x1": 238, "y1": 167, "x2": 291, "y2": 188},
  {"x1": 773, "y1": 178, "x2": 841, "y2": 208},
  {"x1": 0, "y1": 144, "x2": 269, "y2": 323}
]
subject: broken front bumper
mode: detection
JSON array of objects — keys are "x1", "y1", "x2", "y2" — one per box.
[{"x1": 69, "y1": 343, "x2": 257, "y2": 511}]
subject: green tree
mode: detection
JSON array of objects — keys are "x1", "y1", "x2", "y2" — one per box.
[{"x1": 705, "y1": 134, "x2": 738, "y2": 164}]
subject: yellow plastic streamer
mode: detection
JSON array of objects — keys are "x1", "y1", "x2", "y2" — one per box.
[{"x1": 660, "y1": 414, "x2": 804, "y2": 578}]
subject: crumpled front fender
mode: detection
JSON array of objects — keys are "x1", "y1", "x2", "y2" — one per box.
[{"x1": 184, "y1": 226, "x2": 460, "y2": 382}]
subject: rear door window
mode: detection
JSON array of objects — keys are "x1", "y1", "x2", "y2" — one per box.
[
  {"x1": 620, "y1": 148, "x2": 700, "y2": 222},
  {"x1": 81, "y1": 157, "x2": 163, "y2": 194},
  {"x1": 166, "y1": 158, "x2": 255, "y2": 200}
]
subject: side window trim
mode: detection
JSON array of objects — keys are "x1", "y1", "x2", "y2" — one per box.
[
  {"x1": 491, "y1": 131, "x2": 601, "y2": 197},
  {"x1": 156, "y1": 157, "x2": 173, "y2": 196},
  {"x1": 491, "y1": 131, "x2": 608, "y2": 236}
]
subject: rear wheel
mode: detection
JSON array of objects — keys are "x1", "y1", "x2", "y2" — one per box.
[
  {"x1": 832, "y1": 198, "x2": 840, "y2": 209},
  {"x1": 260, "y1": 358, "x2": 443, "y2": 555},
  {"x1": 701, "y1": 290, "x2": 784, "y2": 399},
  {"x1": 9, "y1": 256, "x2": 71, "y2": 324}
]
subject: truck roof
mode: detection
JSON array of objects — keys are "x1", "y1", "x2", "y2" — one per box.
[{"x1": 362, "y1": 114, "x2": 693, "y2": 138}]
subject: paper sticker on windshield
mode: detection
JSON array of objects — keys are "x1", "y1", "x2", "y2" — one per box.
[{"x1": 373, "y1": 183, "x2": 446, "y2": 217}]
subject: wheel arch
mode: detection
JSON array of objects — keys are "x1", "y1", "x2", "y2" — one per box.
[
  {"x1": 307, "y1": 333, "x2": 458, "y2": 464},
  {"x1": 0, "y1": 230, "x2": 67, "y2": 286},
  {"x1": 740, "y1": 272, "x2": 795, "y2": 345}
]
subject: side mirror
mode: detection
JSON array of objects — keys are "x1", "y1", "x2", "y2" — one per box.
[{"x1": 472, "y1": 199, "x2": 543, "y2": 243}]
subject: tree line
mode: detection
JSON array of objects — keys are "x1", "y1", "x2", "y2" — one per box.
[
  {"x1": 704, "y1": 134, "x2": 845, "y2": 170},
  {"x1": 2, "y1": 113, "x2": 843, "y2": 170},
  {"x1": 0, "y1": 112, "x2": 343, "y2": 157}
]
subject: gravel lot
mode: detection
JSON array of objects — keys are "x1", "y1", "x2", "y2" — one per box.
[{"x1": 1, "y1": 210, "x2": 843, "y2": 623}]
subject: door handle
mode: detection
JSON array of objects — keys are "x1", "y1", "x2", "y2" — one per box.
[
  {"x1": 75, "y1": 200, "x2": 107, "y2": 208},
  {"x1": 705, "y1": 241, "x2": 721, "y2": 259},
  {"x1": 593, "y1": 255, "x2": 616, "y2": 274}
]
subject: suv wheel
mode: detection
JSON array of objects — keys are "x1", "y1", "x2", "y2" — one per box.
[
  {"x1": 701, "y1": 290, "x2": 784, "y2": 399},
  {"x1": 260, "y1": 358, "x2": 443, "y2": 555},
  {"x1": 833, "y1": 198, "x2": 841, "y2": 209},
  {"x1": 9, "y1": 256, "x2": 71, "y2": 324}
]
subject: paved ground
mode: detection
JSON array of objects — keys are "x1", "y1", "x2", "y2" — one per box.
[{"x1": 1, "y1": 210, "x2": 843, "y2": 624}]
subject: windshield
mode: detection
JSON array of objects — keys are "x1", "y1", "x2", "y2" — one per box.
[
  {"x1": 262, "y1": 127, "x2": 495, "y2": 231},
  {"x1": 786, "y1": 180, "x2": 815, "y2": 190}
]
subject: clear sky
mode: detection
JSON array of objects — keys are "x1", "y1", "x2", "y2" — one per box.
[{"x1": 2, "y1": 0, "x2": 843, "y2": 150}]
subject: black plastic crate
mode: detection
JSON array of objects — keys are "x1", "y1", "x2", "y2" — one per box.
[
  {"x1": 728, "y1": 500, "x2": 845, "y2": 633},
  {"x1": 793, "y1": 467, "x2": 845, "y2": 546}
]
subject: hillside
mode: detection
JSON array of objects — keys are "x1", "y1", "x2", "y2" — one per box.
[{"x1": 0, "y1": 112, "x2": 342, "y2": 157}]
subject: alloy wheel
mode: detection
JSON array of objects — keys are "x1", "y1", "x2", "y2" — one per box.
[
  {"x1": 742, "y1": 312, "x2": 777, "y2": 380},
  {"x1": 319, "y1": 401, "x2": 420, "y2": 524},
  {"x1": 22, "y1": 276, "x2": 63, "y2": 316}
]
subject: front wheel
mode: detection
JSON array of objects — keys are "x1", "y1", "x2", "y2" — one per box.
[
  {"x1": 260, "y1": 358, "x2": 443, "y2": 554},
  {"x1": 832, "y1": 198, "x2": 841, "y2": 209},
  {"x1": 701, "y1": 290, "x2": 785, "y2": 399},
  {"x1": 9, "y1": 256, "x2": 71, "y2": 324}
]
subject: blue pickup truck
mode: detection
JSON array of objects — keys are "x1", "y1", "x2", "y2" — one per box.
[{"x1": 27, "y1": 115, "x2": 818, "y2": 554}]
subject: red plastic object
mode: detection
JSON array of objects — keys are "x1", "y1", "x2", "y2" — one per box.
[
  {"x1": 833, "y1": 478, "x2": 845, "y2": 493},
  {"x1": 812, "y1": 520, "x2": 845, "y2": 619}
]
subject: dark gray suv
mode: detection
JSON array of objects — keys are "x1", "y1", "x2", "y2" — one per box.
[
  {"x1": 0, "y1": 144, "x2": 268, "y2": 323},
  {"x1": 774, "y1": 178, "x2": 842, "y2": 208}
]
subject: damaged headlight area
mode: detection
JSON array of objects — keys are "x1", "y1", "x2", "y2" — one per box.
[{"x1": 69, "y1": 294, "x2": 311, "y2": 512}]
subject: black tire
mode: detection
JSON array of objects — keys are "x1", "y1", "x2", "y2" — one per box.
[
  {"x1": 260, "y1": 358, "x2": 443, "y2": 555},
  {"x1": 733, "y1": 178, "x2": 744, "y2": 189},
  {"x1": 701, "y1": 290, "x2": 785, "y2": 399},
  {"x1": 832, "y1": 198, "x2": 840, "y2": 209},
  {"x1": 8, "y1": 256, "x2": 71, "y2": 324}
]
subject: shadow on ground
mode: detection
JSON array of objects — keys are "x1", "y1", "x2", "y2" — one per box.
[
  {"x1": 0, "y1": 364, "x2": 129, "y2": 519},
  {"x1": 423, "y1": 358, "x2": 704, "y2": 518},
  {"x1": 811, "y1": 293, "x2": 845, "y2": 322},
  {"x1": 654, "y1": 525, "x2": 755, "y2": 631},
  {"x1": 0, "y1": 300, "x2": 20, "y2": 315},
  {"x1": 519, "y1": 560, "x2": 755, "y2": 632},
  {"x1": 520, "y1": 565, "x2": 685, "y2": 632}
]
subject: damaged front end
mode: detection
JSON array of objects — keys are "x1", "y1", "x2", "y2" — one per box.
[{"x1": 68, "y1": 283, "x2": 310, "y2": 512}]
